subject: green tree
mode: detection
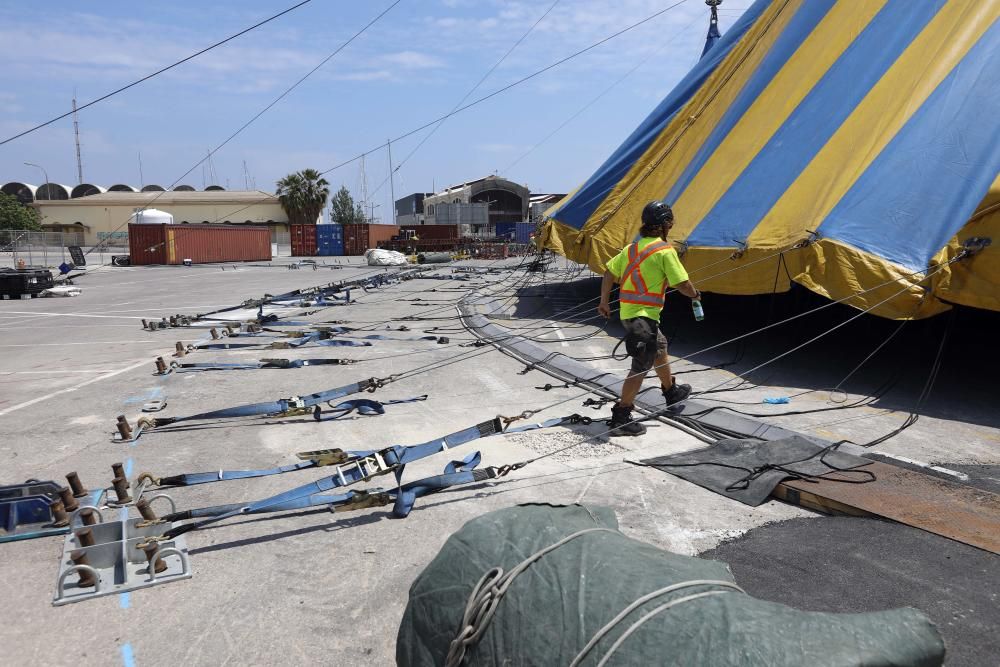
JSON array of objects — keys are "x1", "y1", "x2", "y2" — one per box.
[
  {"x1": 330, "y1": 185, "x2": 365, "y2": 224},
  {"x1": 276, "y1": 168, "x2": 330, "y2": 225},
  {"x1": 0, "y1": 192, "x2": 42, "y2": 231}
]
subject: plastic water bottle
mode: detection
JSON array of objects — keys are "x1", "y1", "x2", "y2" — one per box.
[{"x1": 692, "y1": 299, "x2": 705, "y2": 321}]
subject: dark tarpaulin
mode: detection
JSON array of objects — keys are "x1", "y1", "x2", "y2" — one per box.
[{"x1": 397, "y1": 504, "x2": 944, "y2": 666}]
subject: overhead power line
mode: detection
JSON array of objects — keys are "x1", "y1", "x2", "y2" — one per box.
[
  {"x1": 319, "y1": 0, "x2": 692, "y2": 177},
  {"x1": 368, "y1": 0, "x2": 562, "y2": 200},
  {"x1": 0, "y1": 0, "x2": 315, "y2": 148},
  {"x1": 86, "y1": 0, "x2": 403, "y2": 258},
  {"x1": 502, "y1": 12, "x2": 704, "y2": 175}
]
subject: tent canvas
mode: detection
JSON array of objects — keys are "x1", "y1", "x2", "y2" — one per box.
[{"x1": 541, "y1": 0, "x2": 1000, "y2": 319}]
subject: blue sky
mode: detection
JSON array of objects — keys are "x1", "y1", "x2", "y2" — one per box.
[{"x1": 0, "y1": 0, "x2": 748, "y2": 220}]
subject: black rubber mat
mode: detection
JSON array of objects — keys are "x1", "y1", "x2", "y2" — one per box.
[{"x1": 639, "y1": 435, "x2": 870, "y2": 506}]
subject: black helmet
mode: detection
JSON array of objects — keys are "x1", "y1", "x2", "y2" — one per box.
[{"x1": 641, "y1": 201, "x2": 674, "y2": 228}]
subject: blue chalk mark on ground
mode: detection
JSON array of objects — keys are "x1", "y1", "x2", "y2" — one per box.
[
  {"x1": 124, "y1": 387, "x2": 164, "y2": 405},
  {"x1": 121, "y1": 643, "x2": 135, "y2": 667}
]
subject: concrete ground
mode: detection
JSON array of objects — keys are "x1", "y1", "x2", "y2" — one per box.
[{"x1": 0, "y1": 256, "x2": 996, "y2": 665}]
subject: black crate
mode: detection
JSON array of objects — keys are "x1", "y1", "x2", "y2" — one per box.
[{"x1": 0, "y1": 269, "x2": 54, "y2": 298}]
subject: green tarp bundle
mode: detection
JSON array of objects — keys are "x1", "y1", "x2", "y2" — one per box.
[{"x1": 397, "y1": 504, "x2": 944, "y2": 666}]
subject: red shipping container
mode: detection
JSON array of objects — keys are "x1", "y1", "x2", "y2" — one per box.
[
  {"x1": 290, "y1": 224, "x2": 318, "y2": 256},
  {"x1": 343, "y1": 224, "x2": 400, "y2": 256},
  {"x1": 400, "y1": 224, "x2": 457, "y2": 240},
  {"x1": 128, "y1": 224, "x2": 271, "y2": 265}
]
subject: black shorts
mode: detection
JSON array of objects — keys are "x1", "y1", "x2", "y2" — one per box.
[{"x1": 621, "y1": 316, "x2": 668, "y2": 374}]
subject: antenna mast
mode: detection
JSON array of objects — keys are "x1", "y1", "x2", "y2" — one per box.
[
  {"x1": 387, "y1": 140, "x2": 396, "y2": 225},
  {"x1": 359, "y1": 155, "x2": 369, "y2": 222},
  {"x1": 72, "y1": 95, "x2": 83, "y2": 184}
]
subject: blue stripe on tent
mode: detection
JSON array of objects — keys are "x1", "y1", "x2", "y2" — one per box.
[
  {"x1": 550, "y1": 0, "x2": 771, "y2": 230},
  {"x1": 665, "y1": 0, "x2": 836, "y2": 205},
  {"x1": 686, "y1": 0, "x2": 947, "y2": 247},
  {"x1": 819, "y1": 19, "x2": 1000, "y2": 270}
]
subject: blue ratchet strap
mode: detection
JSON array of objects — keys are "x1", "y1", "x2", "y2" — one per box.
[
  {"x1": 313, "y1": 339, "x2": 372, "y2": 348},
  {"x1": 146, "y1": 378, "x2": 375, "y2": 426},
  {"x1": 392, "y1": 450, "x2": 483, "y2": 517},
  {"x1": 172, "y1": 358, "x2": 356, "y2": 373},
  {"x1": 150, "y1": 434, "x2": 472, "y2": 490},
  {"x1": 356, "y1": 334, "x2": 441, "y2": 342},
  {"x1": 167, "y1": 466, "x2": 488, "y2": 520},
  {"x1": 161, "y1": 414, "x2": 586, "y2": 536},
  {"x1": 312, "y1": 395, "x2": 428, "y2": 421},
  {"x1": 258, "y1": 320, "x2": 321, "y2": 327},
  {"x1": 172, "y1": 362, "x2": 266, "y2": 372},
  {"x1": 162, "y1": 417, "x2": 505, "y2": 536},
  {"x1": 154, "y1": 460, "x2": 321, "y2": 487}
]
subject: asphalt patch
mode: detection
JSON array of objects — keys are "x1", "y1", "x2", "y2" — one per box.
[
  {"x1": 944, "y1": 464, "x2": 1000, "y2": 495},
  {"x1": 700, "y1": 516, "x2": 999, "y2": 667}
]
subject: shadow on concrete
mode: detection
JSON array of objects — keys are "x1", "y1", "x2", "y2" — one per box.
[{"x1": 520, "y1": 275, "x2": 1000, "y2": 431}]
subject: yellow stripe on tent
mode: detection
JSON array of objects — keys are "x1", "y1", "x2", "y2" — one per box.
[
  {"x1": 581, "y1": 0, "x2": 801, "y2": 248},
  {"x1": 671, "y1": 0, "x2": 887, "y2": 241},
  {"x1": 748, "y1": 0, "x2": 1000, "y2": 248},
  {"x1": 932, "y1": 173, "x2": 1000, "y2": 313}
]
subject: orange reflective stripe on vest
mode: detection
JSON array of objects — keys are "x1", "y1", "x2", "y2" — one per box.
[{"x1": 619, "y1": 241, "x2": 671, "y2": 307}]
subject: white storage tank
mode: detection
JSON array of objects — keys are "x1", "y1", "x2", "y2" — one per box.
[{"x1": 129, "y1": 208, "x2": 174, "y2": 225}]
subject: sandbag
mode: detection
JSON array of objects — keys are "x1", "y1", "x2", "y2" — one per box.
[
  {"x1": 366, "y1": 248, "x2": 408, "y2": 266},
  {"x1": 397, "y1": 504, "x2": 944, "y2": 666}
]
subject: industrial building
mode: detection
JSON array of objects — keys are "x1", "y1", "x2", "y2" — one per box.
[
  {"x1": 528, "y1": 193, "x2": 566, "y2": 222},
  {"x1": 394, "y1": 192, "x2": 431, "y2": 226},
  {"x1": 2, "y1": 182, "x2": 288, "y2": 246},
  {"x1": 422, "y1": 176, "x2": 528, "y2": 227}
]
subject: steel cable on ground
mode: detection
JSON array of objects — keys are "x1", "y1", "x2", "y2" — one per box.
[
  {"x1": 167, "y1": 242, "x2": 943, "y2": 444},
  {"x1": 315, "y1": 246, "x2": 815, "y2": 384},
  {"x1": 442, "y1": 255, "x2": 968, "y2": 449},
  {"x1": 83, "y1": 0, "x2": 404, "y2": 261},
  {"x1": 457, "y1": 259, "x2": 965, "y2": 473},
  {"x1": 0, "y1": 0, "x2": 315, "y2": 147}
]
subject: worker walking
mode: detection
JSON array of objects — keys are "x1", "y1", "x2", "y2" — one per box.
[{"x1": 597, "y1": 201, "x2": 701, "y2": 436}]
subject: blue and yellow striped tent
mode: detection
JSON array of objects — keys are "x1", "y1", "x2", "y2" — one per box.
[{"x1": 541, "y1": 0, "x2": 1000, "y2": 318}]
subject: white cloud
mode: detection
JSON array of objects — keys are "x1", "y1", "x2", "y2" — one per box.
[
  {"x1": 379, "y1": 51, "x2": 445, "y2": 69},
  {"x1": 334, "y1": 70, "x2": 393, "y2": 82}
]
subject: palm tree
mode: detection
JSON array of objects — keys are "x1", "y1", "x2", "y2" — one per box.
[{"x1": 276, "y1": 169, "x2": 330, "y2": 225}]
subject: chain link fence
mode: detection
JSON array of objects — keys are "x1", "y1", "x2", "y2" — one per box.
[{"x1": 0, "y1": 230, "x2": 88, "y2": 268}]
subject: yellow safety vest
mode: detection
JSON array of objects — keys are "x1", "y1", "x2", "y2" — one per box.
[{"x1": 618, "y1": 240, "x2": 672, "y2": 308}]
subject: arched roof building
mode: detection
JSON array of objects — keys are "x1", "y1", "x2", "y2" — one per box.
[
  {"x1": 35, "y1": 183, "x2": 72, "y2": 200},
  {"x1": 423, "y1": 176, "x2": 529, "y2": 226},
  {"x1": 71, "y1": 184, "x2": 106, "y2": 198},
  {"x1": 1, "y1": 181, "x2": 37, "y2": 204}
]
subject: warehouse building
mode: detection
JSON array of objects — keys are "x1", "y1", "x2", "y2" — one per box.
[
  {"x1": 528, "y1": 193, "x2": 567, "y2": 222},
  {"x1": 7, "y1": 184, "x2": 288, "y2": 246},
  {"x1": 422, "y1": 176, "x2": 529, "y2": 227},
  {"x1": 394, "y1": 192, "x2": 432, "y2": 226}
]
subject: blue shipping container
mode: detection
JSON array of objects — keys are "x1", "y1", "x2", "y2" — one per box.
[
  {"x1": 317, "y1": 240, "x2": 344, "y2": 256},
  {"x1": 514, "y1": 222, "x2": 534, "y2": 243},
  {"x1": 316, "y1": 225, "x2": 343, "y2": 242},
  {"x1": 494, "y1": 222, "x2": 516, "y2": 240},
  {"x1": 494, "y1": 222, "x2": 534, "y2": 243},
  {"x1": 316, "y1": 224, "x2": 344, "y2": 255}
]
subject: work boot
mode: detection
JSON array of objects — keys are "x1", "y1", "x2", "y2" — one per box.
[
  {"x1": 608, "y1": 403, "x2": 646, "y2": 437},
  {"x1": 662, "y1": 379, "x2": 692, "y2": 406}
]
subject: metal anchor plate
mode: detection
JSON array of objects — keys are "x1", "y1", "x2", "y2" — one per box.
[{"x1": 52, "y1": 511, "x2": 191, "y2": 606}]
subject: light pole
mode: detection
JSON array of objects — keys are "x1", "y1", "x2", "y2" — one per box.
[
  {"x1": 24, "y1": 162, "x2": 49, "y2": 199},
  {"x1": 369, "y1": 202, "x2": 381, "y2": 224}
]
